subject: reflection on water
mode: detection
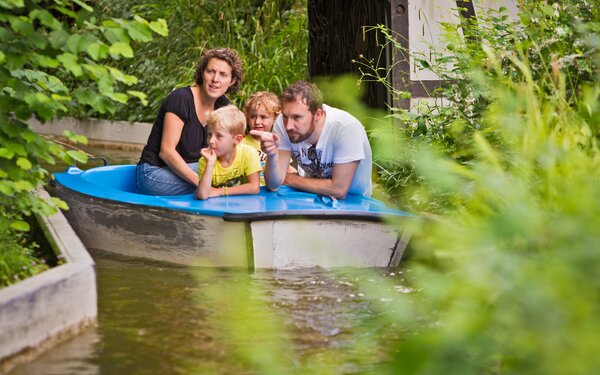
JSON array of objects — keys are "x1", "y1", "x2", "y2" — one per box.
[
  {"x1": 9, "y1": 330, "x2": 99, "y2": 375},
  {"x1": 10, "y1": 254, "x2": 407, "y2": 375}
]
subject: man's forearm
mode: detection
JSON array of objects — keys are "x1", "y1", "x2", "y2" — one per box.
[
  {"x1": 264, "y1": 154, "x2": 285, "y2": 191},
  {"x1": 283, "y1": 173, "x2": 349, "y2": 199}
]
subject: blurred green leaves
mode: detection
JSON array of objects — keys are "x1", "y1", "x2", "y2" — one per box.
[{"x1": 355, "y1": 2, "x2": 600, "y2": 374}]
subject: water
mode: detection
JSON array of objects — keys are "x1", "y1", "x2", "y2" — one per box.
[
  {"x1": 10, "y1": 254, "x2": 408, "y2": 374},
  {"x1": 11, "y1": 146, "x2": 410, "y2": 374}
]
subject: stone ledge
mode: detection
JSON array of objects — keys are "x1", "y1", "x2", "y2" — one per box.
[
  {"x1": 0, "y1": 189, "x2": 97, "y2": 373},
  {"x1": 27, "y1": 116, "x2": 151, "y2": 151}
]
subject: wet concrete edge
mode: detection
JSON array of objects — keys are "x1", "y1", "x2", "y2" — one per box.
[
  {"x1": 27, "y1": 116, "x2": 151, "y2": 151},
  {"x1": 0, "y1": 189, "x2": 98, "y2": 373}
]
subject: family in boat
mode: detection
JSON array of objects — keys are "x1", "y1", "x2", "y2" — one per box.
[
  {"x1": 136, "y1": 47, "x2": 372, "y2": 201},
  {"x1": 53, "y1": 47, "x2": 407, "y2": 269}
]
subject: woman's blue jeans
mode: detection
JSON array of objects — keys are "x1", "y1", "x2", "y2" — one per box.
[{"x1": 136, "y1": 162, "x2": 198, "y2": 196}]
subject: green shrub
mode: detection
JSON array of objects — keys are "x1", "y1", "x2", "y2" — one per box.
[
  {"x1": 372, "y1": 57, "x2": 600, "y2": 375},
  {"x1": 357, "y1": 2, "x2": 600, "y2": 373},
  {"x1": 0, "y1": 208, "x2": 48, "y2": 288},
  {"x1": 357, "y1": 2, "x2": 599, "y2": 210},
  {"x1": 0, "y1": 242, "x2": 47, "y2": 288}
]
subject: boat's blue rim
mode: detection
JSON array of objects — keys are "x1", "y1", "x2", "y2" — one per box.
[
  {"x1": 53, "y1": 165, "x2": 413, "y2": 222},
  {"x1": 222, "y1": 210, "x2": 400, "y2": 222}
]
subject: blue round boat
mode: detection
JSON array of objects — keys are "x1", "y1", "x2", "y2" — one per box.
[{"x1": 53, "y1": 165, "x2": 412, "y2": 269}]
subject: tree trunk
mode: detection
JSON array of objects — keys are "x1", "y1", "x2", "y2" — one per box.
[{"x1": 308, "y1": 0, "x2": 391, "y2": 109}]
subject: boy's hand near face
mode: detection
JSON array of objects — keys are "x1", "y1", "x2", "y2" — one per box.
[
  {"x1": 196, "y1": 148, "x2": 217, "y2": 200},
  {"x1": 200, "y1": 147, "x2": 217, "y2": 164}
]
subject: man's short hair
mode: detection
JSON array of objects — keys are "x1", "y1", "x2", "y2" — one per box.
[
  {"x1": 281, "y1": 81, "x2": 323, "y2": 113},
  {"x1": 207, "y1": 105, "x2": 246, "y2": 136}
]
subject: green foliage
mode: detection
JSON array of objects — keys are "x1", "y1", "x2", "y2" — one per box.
[
  {"x1": 370, "y1": 59, "x2": 600, "y2": 374},
  {"x1": 358, "y1": 1, "x2": 600, "y2": 373},
  {"x1": 357, "y1": 2, "x2": 599, "y2": 208},
  {"x1": 0, "y1": 207, "x2": 48, "y2": 288},
  {"x1": 0, "y1": 0, "x2": 165, "y2": 286},
  {"x1": 87, "y1": 0, "x2": 308, "y2": 122}
]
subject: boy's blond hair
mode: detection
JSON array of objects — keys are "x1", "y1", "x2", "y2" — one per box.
[
  {"x1": 243, "y1": 91, "x2": 281, "y2": 118},
  {"x1": 207, "y1": 105, "x2": 246, "y2": 136}
]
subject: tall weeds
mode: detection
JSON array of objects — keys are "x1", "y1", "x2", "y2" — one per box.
[
  {"x1": 357, "y1": 1, "x2": 600, "y2": 373},
  {"x1": 357, "y1": 2, "x2": 599, "y2": 211}
]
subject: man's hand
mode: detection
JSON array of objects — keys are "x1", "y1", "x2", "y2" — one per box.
[
  {"x1": 249, "y1": 130, "x2": 280, "y2": 156},
  {"x1": 200, "y1": 147, "x2": 216, "y2": 164},
  {"x1": 281, "y1": 161, "x2": 360, "y2": 200}
]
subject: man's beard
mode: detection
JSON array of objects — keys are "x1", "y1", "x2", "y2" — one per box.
[{"x1": 288, "y1": 115, "x2": 315, "y2": 144}]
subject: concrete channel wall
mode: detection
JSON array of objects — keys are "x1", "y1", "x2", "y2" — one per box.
[
  {"x1": 0, "y1": 189, "x2": 97, "y2": 373},
  {"x1": 27, "y1": 117, "x2": 151, "y2": 149}
]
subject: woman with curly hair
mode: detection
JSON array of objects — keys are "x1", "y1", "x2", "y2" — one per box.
[{"x1": 137, "y1": 47, "x2": 244, "y2": 195}]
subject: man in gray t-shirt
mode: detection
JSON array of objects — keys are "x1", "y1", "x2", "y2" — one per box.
[{"x1": 250, "y1": 81, "x2": 372, "y2": 198}]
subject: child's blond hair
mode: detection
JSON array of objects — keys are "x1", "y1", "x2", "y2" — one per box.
[
  {"x1": 207, "y1": 105, "x2": 246, "y2": 136},
  {"x1": 243, "y1": 91, "x2": 281, "y2": 118}
]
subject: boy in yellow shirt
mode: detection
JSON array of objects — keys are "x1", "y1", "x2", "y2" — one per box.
[{"x1": 195, "y1": 105, "x2": 262, "y2": 200}]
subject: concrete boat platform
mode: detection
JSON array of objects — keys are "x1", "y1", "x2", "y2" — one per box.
[{"x1": 0, "y1": 189, "x2": 97, "y2": 373}]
